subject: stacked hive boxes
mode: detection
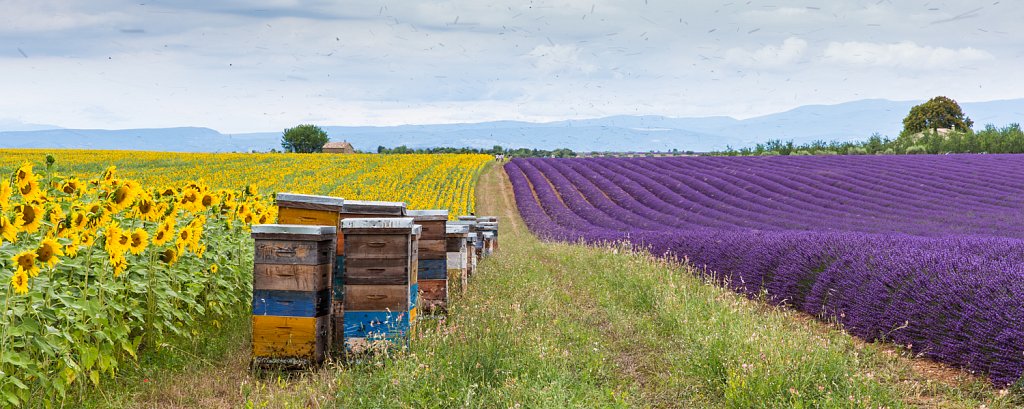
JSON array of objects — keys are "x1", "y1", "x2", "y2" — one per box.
[
  {"x1": 275, "y1": 193, "x2": 346, "y2": 352},
  {"x1": 342, "y1": 218, "x2": 420, "y2": 351},
  {"x1": 478, "y1": 217, "x2": 499, "y2": 253},
  {"x1": 407, "y1": 210, "x2": 448, "y2": 313},
  {"x1": 445, "y1": 224, "x2": 470, "y2": 295},
  {"x1": 250, "y1": 224, "x2": 335, "y2": 367}
]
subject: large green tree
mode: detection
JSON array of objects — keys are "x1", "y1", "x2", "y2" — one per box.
[
  {"x1": 901, "y1": 96, "x2": 974, "y2": 136},
  {"x1": 281, "y1": 124, "x2": 329, "y2": 153}
]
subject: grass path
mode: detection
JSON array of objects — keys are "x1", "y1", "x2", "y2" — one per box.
[{"x1": 85, "y1": 162, "x2": 1016, "y2": 408}]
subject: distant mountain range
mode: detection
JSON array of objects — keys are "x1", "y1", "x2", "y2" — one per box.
[{"x1": 2, "y1": 98, "x2": 1022, "y2": 153}]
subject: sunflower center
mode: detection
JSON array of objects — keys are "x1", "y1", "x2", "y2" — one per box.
[
  {"x1": 17, "y1": 255, "x2": 33, "y2": 270},
  {"x1": 37, "y1": 246, "x2": 53, "y2": 262},
  {"x1": 113, "y1": 187, "x2": 129, "y2": 204},
  {"x1": 21, "y1": 207, "x2": 36, "y2": 224}
]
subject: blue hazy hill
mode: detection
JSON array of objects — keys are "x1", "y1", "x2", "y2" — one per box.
[{"x1": 2, "y1": 99, "x2": 1021, "y2": 152}]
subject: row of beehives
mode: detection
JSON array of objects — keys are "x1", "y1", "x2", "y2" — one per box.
[{"x1": 250, "y1": 193, "x2": 499, "y2": 367}]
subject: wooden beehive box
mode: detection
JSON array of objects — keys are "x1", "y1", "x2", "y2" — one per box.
[
  {"x1": 478, "y1": 219, "x2": 499, "y2": 251},
  {"x1": 445, "y1": 224, "x2": 470, "y2": 294},
  {"x1": 482, "y1": 231, "x2": 496, "y2": 257},
  {"x1": 331, "y1": 200, "x2": 406, "y2": 351},
  {"x1": 341, "y1": 217, "x2": 419, "y2": 352},
  {"x1": 251, "y1": 224, "x2": 336, "y2": 367},
  {"x1": 407, "y1": 210, "x2": 448, "y2": 313}
]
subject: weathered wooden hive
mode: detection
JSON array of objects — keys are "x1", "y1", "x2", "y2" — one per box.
[
  {"x1": 477, "y1": 217, "x2": 498, "y2": 250},
  {"x1": 450, "y1": 220, "x2": 478, "y2": 277},
  {"x1": 341, "y1": 217, "x2": 419, "y2": 352},
  {"x1": 445, "y1": 224, "x2": 470, "y2": 294},
  {"x1": 407, "y1": 209, "x2": 449, "y2": 313},
  {"x1": 276, "y1": 194, "x2": 408, "y2": 352},
  {"x1": 250, "y1": 224, "x2": 336, "y2": 367}
]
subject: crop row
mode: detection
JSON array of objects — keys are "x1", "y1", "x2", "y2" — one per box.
[{"x1": 505, "y1": 155, "x2": 1024, "y2": 387}]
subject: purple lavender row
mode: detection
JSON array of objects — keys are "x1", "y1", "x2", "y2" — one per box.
[{"x1": 504, "y1": 154, "x2": 1024, "y2": 386}]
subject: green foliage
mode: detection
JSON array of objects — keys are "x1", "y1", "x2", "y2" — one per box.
[
  {"x1": 281, "y1": 124, "x2": 329, "y2": 153},
  {"x1": 376, "y1": 145, "x2": 577, "y2": 158},
  {"x1": 905, "y1": 145, "x2": 928, "y2": 154},
  {"x1": 713, "y1": 124, "x2": 1024, "y2": 156},
  {"x1": 901, "y1": 96, "x2": 974, "y2": 136}
]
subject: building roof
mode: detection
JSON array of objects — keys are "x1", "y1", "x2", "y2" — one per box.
[{"x1": 323, "y1": 141, "x2": 354, "y2": 149}]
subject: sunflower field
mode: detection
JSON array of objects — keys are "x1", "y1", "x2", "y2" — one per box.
[
  {"x1": 0, "y1": 150, "x2": 493, "y2": 217},
  {"x1": 0, "y1": 151, "x2": 491, "y2": 406},
  {"x1": 0, "y1": 158, "x2": 278, "y2": 406}
]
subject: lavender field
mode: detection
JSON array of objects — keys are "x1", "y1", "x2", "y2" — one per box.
[{"x1": 505, "y1": 155, "x2": 1024, "y2": 387}]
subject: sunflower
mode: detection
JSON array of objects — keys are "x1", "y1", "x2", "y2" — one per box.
[
  {"x1": 17, "y1": 176, "x2": 42, "y2": 201},
  {"x1": 69, "y1": 210, "x2": 88, "y2": 231},
  {"x1": 48, "y1": 203, "x2": 65, "y2": 227},
  {"x1": 152, "y1": 224, "x2": 173, "y2": 246},
  {"x1": 257, "y1": 212, "x2": 271, "y2": 224},
  {"x1": 129, "y1": 229, "x2": 148, "y2": 255},
  {"x1": 11, "y1": 268, "x2": 29, "y2": 295},
  {"x1": 134, "y1": 197, "x2": 160, "y2": 221},
  {"x1": 108, "y1": 181, "x2": 140, "y2": 213},
  {"x1": 36, "y1": 238, "x2": 65, "y2": 269},
  {"x1": 0, "y1": 215, "x2": 21, "y2": 244},
  {"x1": 14, "y1": 204, "x2": 42, "y2": 233},
  {"x1": 210, "y1": 264, "x2": 219, "y2": 274},
  {"x1": 60, "y1": 178, "x2": 81, "y2": 195},
  {"x1": 110, "y1": 253, "x2": 128, "y2": 277},
  {"x1": 0, "y1": 183, "x2": 11, "y2": 211},
  {"x1": 200, "y1": 191, "x2": 218, "y2": 209},
  {"x1": 158, "y1": 247, "x2": 179, "y2": 265},
  {"x1": 13, "y1": 250, "x2": 40, "y2": 277},
  {"x1": 178, "y1": 186, "x2": 203, "y2": 213},
  {"x1": 64, "y1": 235, "x2": 81, "y2": 258},
  {"x1": 175, "y1": 227, "x2": 192, "y2": 253},
  {"x1": 104, "y1": 223, "x2": 128, "y2": 256},
  {"x1": 15, "y1": 163, "x2": 35, "y2": 187},
  {"x1": 101, "y1": 166, "x2": 116, "y2": 182}
]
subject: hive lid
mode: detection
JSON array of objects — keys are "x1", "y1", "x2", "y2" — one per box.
[
  {"x1": 445, "y1": 224, "x2": 470, "y2": 234},
  {"x1": 457, "y1": 215, "x2": 477, "y2": 221},
  {"x1": 251, "y1": 224, "x2": 337, "y2": 235},
  {"x1": 342, "y1": 217, "x2": 415, "y2": 229},
  {"x1": 275, "y1": 193, "x2": 344, "y2": 211},
  {"x1": 343, "y1": 200, "x2": 406, "y2": 215},
  {"x1": 411, "y1": 225, "x2": 422, "y2": 236},
  {"x1": 482, "y1": 231, "x2": 495, "y2": 238},
  {"x1": 477, "y1": 216, "x2": 498, "y2": 222},
  {"x1": 406, "y1": 209, "x2": 449, "y2": 221},
  {"x1": 477, "y1": 222, "x2": 498, "y2": 230}
]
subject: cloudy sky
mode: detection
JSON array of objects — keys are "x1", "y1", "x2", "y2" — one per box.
[{"x1": 2, "y1": 0, "x2": 1021, "y2": 132}]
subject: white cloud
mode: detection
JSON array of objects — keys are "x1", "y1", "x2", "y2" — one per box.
[
  {"x1": 823, "y1": 41, "x2": 993, "y2": 68},
  {"x1": 527, "y1": 44, "x2": 596, "y2": 74},
  {"x1": 725, "y1": 37, "x2": 807, "y2": 68}
]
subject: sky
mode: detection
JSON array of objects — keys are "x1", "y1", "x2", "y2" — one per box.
[{"x1": 2, "y1": 0, "x2": 1022, "y2": 133}]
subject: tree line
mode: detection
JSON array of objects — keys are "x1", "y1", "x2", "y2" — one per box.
[
  {"x1": 376, "y1": 145, "x2": 577, "y2": 158},
  {"x1": 714, "y1": 96, "x2": 1024, "y2": 156},
  {"x1": 714, "y1": 124, "x2": 1024, "y2": 156}
]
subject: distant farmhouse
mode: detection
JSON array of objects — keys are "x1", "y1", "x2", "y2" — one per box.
[{"x1": 323, "y1": 140, "x2": 355, "y2": 154}]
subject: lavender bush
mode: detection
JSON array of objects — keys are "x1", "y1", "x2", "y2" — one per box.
[{"x1": 505, "y1": 155, "x2": 1024, "y2": 387}]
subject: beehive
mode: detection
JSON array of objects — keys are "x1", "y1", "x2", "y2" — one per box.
[
  {"x1": 407, "y1": 210, "x2": 448, "y2": 313},
  {"x1": 445, "y1": 224, "x2": 470, "y2": 294},
  {"x1": 478, "y1": 218, "x2": 499, "y2": 251},
  {"x1": 341, "y1": 218, "x2": 419, "y2": 352},
  {"x1": 251, "y1": 224, "x2": 336, "y2": 367}
]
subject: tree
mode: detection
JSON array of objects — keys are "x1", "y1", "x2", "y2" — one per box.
[
  {"x1": 901, "y1": 96, "x2": 974, "y2": 136},
  {"x1": 281, "y1": 124, "x2": 329, "y2": 153}
]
